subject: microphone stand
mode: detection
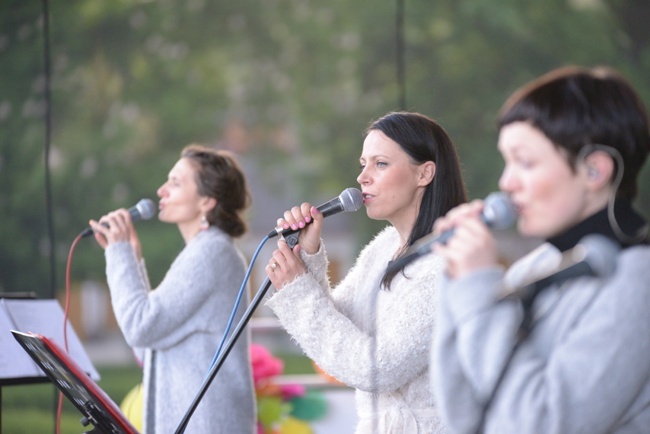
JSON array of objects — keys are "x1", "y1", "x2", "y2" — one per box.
[
  {"x1": 472, "y1": 295, "x2": 547, "y2": 434},
  {"x1": 173, "y1": 233, "x2": 300, "y2": 434}
]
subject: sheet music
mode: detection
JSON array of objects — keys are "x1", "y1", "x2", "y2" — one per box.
[
  {"x1": 0, "y1": 306, "x2": 42, "y2": 379},
  {"x1": 1, "y1": 299, "x2": 100, "y2": 381}
]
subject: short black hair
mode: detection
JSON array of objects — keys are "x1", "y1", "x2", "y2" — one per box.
[{"x1": 498, "y1": 66, "x2": 650, "y2": 199}]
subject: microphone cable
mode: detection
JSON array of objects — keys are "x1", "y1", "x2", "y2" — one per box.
[
  {"x1": 176, "y1": 233, "x2": 280, "y2": 433},
  {"x1": 206, "y1": 234, "x2": 271, "y2": 370},
  {"x1": 579, "y1": 144, "x2": 649, "y2": 245},
  {"x1": 203, "y1": 187, "x2": 364, "y2": 374},
  {"x1": 54, "y1": 232, "x2": 84, "y2": 434},
  {"x1": 177, "y1": 190, "x2": 362, "y2": 432},
  {"x1": 66, "y1": 215, "x2": 271, "y2": 433}
]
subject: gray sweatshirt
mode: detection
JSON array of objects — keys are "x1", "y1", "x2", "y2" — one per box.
[
  {"x1": 105, "y1": 227, "x2": 256, "y2": 434},
  {"x1": 431, "y1": 241, "x2": 650, "y2": 434}
]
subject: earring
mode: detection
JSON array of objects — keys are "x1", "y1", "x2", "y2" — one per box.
[{"x1": 200, "y1": 215, "x2": 209, "y2": 230}]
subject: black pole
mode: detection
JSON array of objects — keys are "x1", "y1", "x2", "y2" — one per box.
[
  {"x1": 395, "y1": 0, "x2": 406, "y2": 110},
  {"x1": 173, "y1": 277, "x2": 274, "y2": 434},
  {"x1": 40, "y1": 2, "x2": 59, "y2": 432},
  {"x1": 41, "y1": 0, "x2": 56, "y2": 299}
]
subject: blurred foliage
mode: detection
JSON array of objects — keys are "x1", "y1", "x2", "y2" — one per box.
[
  {"x1": 1, "y1": 353, "x2": 312, "y2": 433},
  {"x1": 1, "y1": 364, "x2": 141, "y2": 433},
  {"x1": 1, "y1": 0, "x2": 649, "y2": 296}
]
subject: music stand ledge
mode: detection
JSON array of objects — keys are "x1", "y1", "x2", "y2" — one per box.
[{"x1": 12, "y1": 331, "x2": 139, "y2": 434}]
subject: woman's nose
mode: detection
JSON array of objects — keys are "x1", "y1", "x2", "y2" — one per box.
[
  {"x1": 498, "y1": 167, "x2": 516, "y2": 192},
  {"x1": 357, "y1": 168, "x2": 370, "y2": 185}
]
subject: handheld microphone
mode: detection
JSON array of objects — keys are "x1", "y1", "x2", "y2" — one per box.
[
  {"x1": 80, "y1": 198, "x2": 157, "y2": 238},
  {"x1": 385, "y1": 192, "x2": 517, "y2": 274},
  {"x1": 267, "y1": 187, "x2": 364, "y2": 238},
  {"x1": 502, "y1": 234, "x2": 620, "y2": 307}
]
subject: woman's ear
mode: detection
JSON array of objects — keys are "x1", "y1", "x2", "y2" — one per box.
[
  {"x1": 418, "y1": 161, "x2": 436, "y2": 186},
  {"x1": 582, "y1": 150, "x2": 615, "y2": 190},
  {"x1": 201, "y1": 196, "x2": 218, "y2": 215}
]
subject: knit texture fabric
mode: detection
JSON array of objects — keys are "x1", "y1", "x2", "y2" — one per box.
[
  {"x1": 267, "y1": 226, "x2": 447, "y2": 433},
  {"x1": 432, "y1": 242, "x2": 650, "y2": 434},
  {"x1": 105, "y1": 227, "x2": 256, "y2": 434}
]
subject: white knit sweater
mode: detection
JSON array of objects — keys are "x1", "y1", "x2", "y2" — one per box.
[{"x1": 266, "y1": 226, "x2": 447, "y2": 433}]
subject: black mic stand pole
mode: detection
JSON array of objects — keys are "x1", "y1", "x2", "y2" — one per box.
[
  {"x1": 173, "y1": 233, "x2": 300, "y2": 434},
  {"x1": 472, "y1": 293, "x2": 541, "y2": 434},
  {"x1": 174, "y1": 277, "x2": 272, "y2": 433}
]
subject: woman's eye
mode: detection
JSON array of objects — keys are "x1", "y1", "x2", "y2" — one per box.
[{"x1": 519, "y1": 159, "x2": 534, "y2": 169}]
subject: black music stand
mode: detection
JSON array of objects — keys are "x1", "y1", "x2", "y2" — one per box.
[{"x1": 12, "y1": 331, "x2": 139, "y2": 434}]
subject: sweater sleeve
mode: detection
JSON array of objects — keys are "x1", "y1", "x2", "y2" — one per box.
[
  {"x1": 432, "y1": 246, "x2": 650, "y2": 434},
  {"x1": 267, "y1": 228, "x2": 442, "y2": 393},
  {"x1": 431, "y1": 267, "x2": 521, "y2": 434},
  {"x1": 105, "y1": 230, "x2": 246, "y2": 350}
]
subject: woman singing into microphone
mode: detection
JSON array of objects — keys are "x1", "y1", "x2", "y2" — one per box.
[
  {"x1": 264, "y1": 111, "x2": 467, "y2": 433},
  {"x1": 90, "y1": 144, "x2": 256, "y2": 434},
  {"x1": 431, "y1": 66, "x2": 650, "y2": 434}
]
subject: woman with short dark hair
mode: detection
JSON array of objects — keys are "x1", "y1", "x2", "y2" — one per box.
[{"x1": 431, "y1": 66, "x2": 650, "y2": 434}]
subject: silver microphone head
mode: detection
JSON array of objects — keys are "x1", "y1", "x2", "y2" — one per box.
[
  {"x1": 483, "y1": 192, "x2": 517, "y2": 230},
  {"x1": 133, "y1": 198, "x2": 157, "y2": 221},
  {"x1": 575, "y1": 234, "x2": 620, "y2": 278},
  {"x1": 339, "y1": 188, "x2": 364, "y2": 213}
]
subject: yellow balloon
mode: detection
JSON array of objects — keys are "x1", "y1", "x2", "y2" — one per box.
[
  {"x1": 279, "y1": 416, "x2": 312, "y2": 434},
  {"x1": 120, "y1": 383, "x2": 144, "y2": 432}
]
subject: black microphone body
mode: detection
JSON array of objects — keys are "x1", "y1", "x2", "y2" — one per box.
[
  {"x1": 80, "y1": 198, "x2": 157, "y2": 238},
  {"x1": 385, "y1": 192, "x2": 517, "y2": 274},
  {"x1": 267, "y1": 187, "x2": 363, "y2": 239},
  {"x1": 504, "y1": 234, "x2": 620, "y2": 308}
]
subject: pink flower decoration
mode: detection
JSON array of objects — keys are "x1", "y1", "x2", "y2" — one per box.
[
  {"x1": 280, "y1": 383, "x2": 306, "y2": 400},
  {"x1": 250, "y1": 343, "x2": 284, "y2": 384}
]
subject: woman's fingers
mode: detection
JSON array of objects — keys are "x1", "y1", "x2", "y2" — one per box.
[
  {"x1": 265, "y1": 241, "x2": 306, "y2": 289},
  {"x1": 89, "y1": 209, "x2": 134, "y2": 244}
]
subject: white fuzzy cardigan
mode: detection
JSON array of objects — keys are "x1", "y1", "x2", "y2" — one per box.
[{"x1": 266, "y1": 226, "x2": 447, "y2": 433}]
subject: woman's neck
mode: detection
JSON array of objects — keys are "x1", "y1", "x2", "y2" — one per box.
[
  {"x1": 547, "y1": 199, "x2": 648, "y2": 251},
  {"x1": 179, "y1": 223, "x2": 202, "y2": 244}
]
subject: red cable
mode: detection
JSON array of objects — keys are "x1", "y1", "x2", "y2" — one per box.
[{"x1": 56, "y1": 233, "x2": 84, "y2": 434}]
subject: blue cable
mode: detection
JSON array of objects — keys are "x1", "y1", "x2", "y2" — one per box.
[
  {"x1": 176, "y1": 234, "x2": 273, "y2": 433},
  {"x1": 207, "y1": 234, "x2": 271, "y2": 370}
]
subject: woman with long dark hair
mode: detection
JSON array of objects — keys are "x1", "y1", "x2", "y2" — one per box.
[{"x1": 264, "y1": 111, "x2": 467, "y2": 433}]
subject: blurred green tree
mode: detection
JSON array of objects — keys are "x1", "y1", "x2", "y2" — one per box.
[{"x1": 0, "y1": 0, "x2": 648, "y2": 297}]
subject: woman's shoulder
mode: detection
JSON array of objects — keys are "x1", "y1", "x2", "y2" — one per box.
[
  {"x1": 192, "y1": 227, "x2": 232, "y2": 247},
  {"x1": 617, "y1": 243, "x2": 650, "y2": 277},
  {"x1": 355, "y1": 226, "x2": 399, "y2": 258},
  {"x1": 368, "y1": 225, "x2": 400, "y2": 246},
  {"x1": 184, "y1": 227, "x2": 242, "y2": 261}
]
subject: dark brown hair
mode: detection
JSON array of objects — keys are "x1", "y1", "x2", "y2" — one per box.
[
  {"x1": 370, "y1": 112, "x2": 467, "y2": 289},
  {"x1": 181, "y1": 144, "x2": 251, "y2": 238},
  {"x1": 498, "y1": 66, "x2": 650, "y2": 199}
]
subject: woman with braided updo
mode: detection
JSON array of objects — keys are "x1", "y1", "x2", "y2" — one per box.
[{"x1": 90, "y1": 144, "x2": 256, "y2": 434}]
